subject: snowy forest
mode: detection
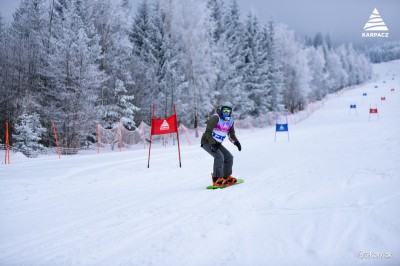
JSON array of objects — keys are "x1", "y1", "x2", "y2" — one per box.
[{"x1": 0, "y1": 0, "x2": 374, "y2": 153}]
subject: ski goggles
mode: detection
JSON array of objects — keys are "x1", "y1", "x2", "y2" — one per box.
[{"x1": 221, "y1": 107, "x2": 232, "y2": 116}]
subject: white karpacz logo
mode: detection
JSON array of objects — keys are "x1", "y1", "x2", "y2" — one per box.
[
  {"x1": 362, "y1": 8, "x2": 389, "y2": 38},
  {"x1": 160, "y1": 120, "x2": 170, "y2": 131}
]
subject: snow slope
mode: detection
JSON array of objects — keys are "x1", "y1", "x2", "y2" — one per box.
[{"x1": 1, "y1": 61, "x2": 400, "y2": 266}]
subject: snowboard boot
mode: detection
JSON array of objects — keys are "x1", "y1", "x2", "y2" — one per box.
[
  {"x1": 212, "y1": 177, "x2": 229, "y2": 186},
  {"x1": 212, "y1": 175, "x2": 237, "y2": 186},
  {"x1": 224, "y1": 175, "x2": 237, "y2": 185}
]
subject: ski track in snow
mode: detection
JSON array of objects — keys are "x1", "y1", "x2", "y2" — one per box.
[{"x1": 1, "y1": 61, "x2": 400, "y2": 266}]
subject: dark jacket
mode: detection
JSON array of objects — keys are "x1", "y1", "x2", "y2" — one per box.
[{"x1": 201, "y1": 110, "x2": 239, "y2": 145}]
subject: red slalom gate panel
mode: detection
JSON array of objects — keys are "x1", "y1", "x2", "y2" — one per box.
[
  {"x1": 147, "y1": 104, "x2": 181, "y2": 168},
  {"x1": 369, "y1": 105, "x2": 379, "y2": 122},
  {"x1": 369, "y1": 108, "x2": 378, "y2": 114}
]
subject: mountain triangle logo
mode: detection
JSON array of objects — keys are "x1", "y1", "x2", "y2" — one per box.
[
  {"x1": 160, "y1": 120, "x2": 170, "y2": 131},
  {"x1": 362, "y1": 8, "x2": 389, "y2": 38},
  {"x1": 363, "y1": 8, "x2": 388, "y2": 31}
]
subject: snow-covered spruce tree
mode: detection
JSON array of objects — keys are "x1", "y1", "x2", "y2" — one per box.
[
  {"x1": 208, "y1": 0, "x2": 247, "y2": 118},
  {"x1": 0, "y1": 14, "x2": 4, "y2": 42},
  {"x1": 336, "y1": 44, "x2": 371, "y2": 86},
  {"x1": 250, "y1": 21, "x2": 270, "y2": 116},
  {"x1": 8, "y1": 0, "x2": 48, "y2": 97},
  {"x1": 362, "y1": 41, "x2": 400, "y2": 63},
  {"x1": 44, "y1": 0, "x2": 104, "y2": 149},
  {"x1": 0, "y1": 14, "x2": 13, "y2": 132},
  {"x1": 102, "y1": 79, "x2": 139, "y2": 130},
  {"x1": 275, "y1": 24, "x2": 310, "y2": 113},
  {"x1": 170, "y1": 0, "x2": 216, "y2": 126},
  {"x1": 206, "y1": 0, "x2": 231, "y2": 108},
  {"x1": 149, "y1": 1, "x2": 175, "y2": 117},
  {"x1": 130, "y1": 0, "x2": 152, "y2": 58},
  {"x1": 129, "y1": 0, "x2": 159, "y2": 123},
  {"x1": 129, "y1": 0, "x2": 186, "y2": 123},
  {"x1": 306, "y1": 45, "x2": 328, "y2": 101},
  {"x1": 6, "y1": 0, "x2": 48, "y2": 137},
  {"x1": 207, "y1": 0, "x2": 225, "y2": 43},
  {"x1": 220, "y1": 0, "x2": 246, "y2": 110},
  {"x1": 324, "y1": 45, "x2": 348, "y2": 93},
  {"x1": 93, "y1": 0, "x2": 135, "y2": 124},
  {"x1": 263, "y1": 19, "x2": 284, "y2": 112},
  {"x1": 241, "y1": 13, "x2": 265, "y2": 116},
  {"x1": 13, "y1": 111, "x2": 46, "y2": 157}
]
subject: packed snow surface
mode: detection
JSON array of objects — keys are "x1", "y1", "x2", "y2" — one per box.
[{"x1": 1, "y1": 61, "x2": 400, "y2": 266}]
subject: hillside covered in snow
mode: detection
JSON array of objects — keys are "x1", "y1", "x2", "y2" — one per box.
[{"x1": 1, "y1": 60, "x2": 400, "y2": 265}]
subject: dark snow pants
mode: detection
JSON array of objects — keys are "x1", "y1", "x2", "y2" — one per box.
[{"x1": 202, "y1": 143, "x2": 233, "y2": 178}]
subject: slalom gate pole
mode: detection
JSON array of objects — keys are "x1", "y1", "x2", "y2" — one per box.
[
  {"x1": 147, "y1": 134, "x2": 153, "y2": 168},
  {"x1": 175, "y1": 105, "x2": 182, "y2": 168},
  {"x1": 118, "y1": 122, "x2": 122, "y2": 152},
  {"x1": 259, "y1": 114, "x2": 264, "y2": 128},
  {"x1": 182, "y1": 125, "x2": 191, "y2": 145},
  {"x1": 274, "y1": 113, "x2": 289, "y2": 142},
  {"x1": 97, "y1": 124, "x2": 100, "y2": 154},
  {"x1": 5, "y1": 121, "x2": 10, "y2": 164},
  {"x1": 52, "y1": 121, "x2": 61, "y2": 159},
  {"x1": 147, "y1": 105, "x2": 155, "y2": 168},
  {"x1": 369, "y1": 104, "x2": 379, "y2": 122},
  {"x1": 369, "y1": 104, "x2": 371, "y2": 122},
  {"x1": 274, "y1": 114, "x2": 277, "y2": 142},
  {"x1": 141, "y1": 122, "x2": 146, "y2": 149},
  {"x1": 286, "y1": 113, "x2": 290, "y2": 142}
]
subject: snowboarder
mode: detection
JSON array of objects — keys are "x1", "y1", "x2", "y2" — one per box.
[{"x1": 201, "y1": 102, "x2": 242, "y2": 186}]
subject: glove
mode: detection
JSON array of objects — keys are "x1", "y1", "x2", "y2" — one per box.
[
  {"x1": 210, "y1": 143, "x2": 221, "y2": 152},
  {"x1": 234, "y1": 141, "x2": 241, "y2": 151}
]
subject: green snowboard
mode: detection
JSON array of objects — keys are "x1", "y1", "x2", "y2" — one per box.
[{"x1": 207, "y1": 179, "x2": 244, "y2": 189}]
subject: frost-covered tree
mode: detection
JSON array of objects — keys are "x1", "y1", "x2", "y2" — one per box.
[
  {"x1": 7, "y1": 0, "x2": 48, "y2": 123},
  {"x1": 172, "y1": 0, "x2": 216, "y2": 125},
  {"x1": 241, "y1": 13, "x2": 267, "y2": 116},
  {"x1": 129, "y1": 0, "x2": 160, "y2": 122},
  {"x1": 207, "y1": 0, "x2": 225, "y2": 43},
  {"x1": 307, "y1": 45, "x2": 328, "y2": 101},
  {"x1": 214, "y1": 0, "x2": 246, "y2": 116},
  {"x1": 0, "y1": 14, "x2": 13, "y2": 127},
  {"x1": 336, "y1": 44, "x2": 371, "y2": 86},
  {"x1": 324, "y1": 46, "x2": 348, "y2": 93},
  {"x1": 148, "y1": 1, "x2": 183, "y2": 117},
  {"x1": 362, "y1": 41, "x2": 400, "y2": 63},
  {"x1": 103, "y1": 79, "x2": 139, "y2": 130},
  {"x1": 206, "y1": 0, "x2": 232, "y2": 108},
  {"x1": 276, "y1": 24, "x2": 310, "y2": 112},
  {"x1": 250, "y1": 22, "x2": 270, "y2": 115},
  {"x1": 0, "y1": 14, "x2": 4, "y2": 37},
  {"x1": 8, "y1": 0, "x2": 47, "y2": 96},
  {"x1": 264, "y1": 19, "x2": 284, "y2": 112},
  {"x1": 44, "y1": 0, "x2": 104, "y2": 148},
  {"x1": 13, "y1": 111, "x2": 46, "y2": 157},
  {"x1": 93, "y1": 0, "x2": 134, "y2": 117},
  {"x1": 130, "y1": 0, "x2": 152, "y2": 57},
  {"x1": 0, "y1": 0, "x2": 378, "y2": 141}
]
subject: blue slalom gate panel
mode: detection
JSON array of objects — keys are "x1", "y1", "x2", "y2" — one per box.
[
  {"x1": 276, "y1": 123, "x2": 289, "y2": 132},
  {"x1": 275, "y1": 113, "x2": 289, "y2": 142}
]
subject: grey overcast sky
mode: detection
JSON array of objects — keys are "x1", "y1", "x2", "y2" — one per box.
[
  {"x1": 1, "y1": 0, "x2": 399, "y2": 44},
  {"x1": 236, "y1": 0, "x2": 400, "y2": 44}
]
